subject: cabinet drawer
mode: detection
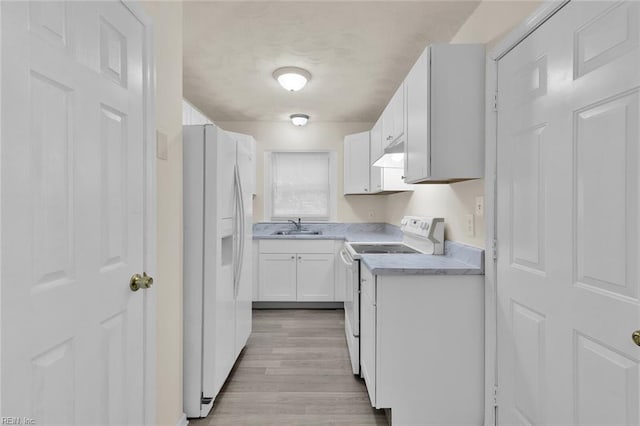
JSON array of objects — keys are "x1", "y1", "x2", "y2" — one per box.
[
  {"x1": 259, "y1": 239, "x2": 334, "y2": 254},
  {"x1": 361, "y1": 265, "x2": 375, "y2": 301}
]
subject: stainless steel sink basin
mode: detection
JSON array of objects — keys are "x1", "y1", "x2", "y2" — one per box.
[{"x1": 271, "y1": 230, "x2": 322, "y2": 236}]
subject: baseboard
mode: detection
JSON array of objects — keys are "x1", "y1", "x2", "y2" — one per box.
[
  {"x1": 253, "y1": 301, "x2": 344, "y2": 309},
  {"x1": 176, "y1": 412, "x2": 188, "y2": 426}
]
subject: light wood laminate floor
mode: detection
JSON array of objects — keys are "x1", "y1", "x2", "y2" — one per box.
[{"x1": 189, "y1": 309, "x2": 388, "y2": 426}]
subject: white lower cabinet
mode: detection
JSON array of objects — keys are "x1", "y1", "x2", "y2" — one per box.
[
  {"x1": 360, "y1": 264, "x2": 484, "y2": 425},
  {"x1": 296, "y1": 254, "x2": 334, "y2": 301},
  {"x1": 257, "y1": 240, "x2": 339, "y2": 302},
  {"x1": 258, "y1": 253, "x2": 297, "y2": 301}
]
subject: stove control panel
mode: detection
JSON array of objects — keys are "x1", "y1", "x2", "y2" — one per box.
[
  {"x1": 400, "y1": 216, "x2": 445, "y2": 254},
  {"x1": 400, "y1": 216, "x2": 441, "y2": 238}
]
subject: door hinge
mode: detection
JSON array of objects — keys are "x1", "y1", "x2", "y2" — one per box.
[
  {"x1": 493, "y1": 385, "x2": 499, "y2": 426},
  {"x1": 492, "y1": 92, "x2": 498, "y2": 112},
  {"x1": 492, "y1": 239, "x2": 498, "y2": 262}
]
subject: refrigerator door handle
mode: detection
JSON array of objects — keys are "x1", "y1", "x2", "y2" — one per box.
[
  {"x1": 233, "y1": 165, "x2": 242, "y2": 296},
  {"x1": 235, "y1": 165, "x2": 246, "y2": 299}
]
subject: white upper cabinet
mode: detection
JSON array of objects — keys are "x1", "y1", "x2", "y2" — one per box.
[
  {"x1": 381, "y1": 83, "x2": 405, "y2": 147},
  {"x1": 370, "y1": 117, "x2": 383, "y2": 169},
  {"x1": 362, "y1": 116, "x2": 413, "y2": 194},
  {"x1": 343, "y1": 131, "x2": 371, "y2": 194},
  {"x1": 404, "y1": 44, "x2": 485, "y2": 183}
]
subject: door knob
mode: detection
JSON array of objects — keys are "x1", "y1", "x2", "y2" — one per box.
[
  {"x1": 130, "y1": 272, "x2": 154, "y2": 292},
  {"x1": 633, "y1": 330, "x2": 640, "y2": 346}
]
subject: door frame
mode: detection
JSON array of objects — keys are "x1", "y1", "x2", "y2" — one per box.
[
  {"x1": 121, "y1": 1, "x2": 158, "y2": 424},
  {"x1": 483, "y1": 1, "x2": 570, "y2": 425},
  {"x1": 0, "y1": 1, "x2": 157, "y2": 423}
]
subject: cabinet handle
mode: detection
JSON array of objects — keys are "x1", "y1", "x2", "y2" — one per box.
[
  {"x1": 291, "y1": 256, "x2": 295, "y2": 259},
  {"x1": 364, "y1": 188, "x2": 368, "y2": 192},
  {"x1": 298, "y1": 256, "x2": 302, "y2": 260}
]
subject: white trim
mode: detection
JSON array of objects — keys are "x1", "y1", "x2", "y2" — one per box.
[
  {"x1": 0, "y1": 1, "x2": 4, "y2": 417},
  {"x1": 489, "y1": 0, "x2": 570, "y2": 61},
  {"x1": 484, "y1": 1, "x2": 569, "y2": 425},
  {"x1": 175, "y1": 412, "x2": 189, "y2": 426},
  {"x1": 263, "y1": 150, "x2": 337, "y2": 222},
  {"x1": 122, "y1": 2, "x2": 157, "y2": 425},
  {"x1": 483, "y1": 55, "x2": 498, "y2": 426}
]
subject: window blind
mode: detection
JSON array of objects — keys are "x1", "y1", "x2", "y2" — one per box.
[{"x1": 271, "y1": 152, "x2": 330, "y2": 219}]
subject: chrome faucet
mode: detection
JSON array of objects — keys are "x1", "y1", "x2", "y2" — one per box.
[{"x1": 288, "y1": 218, "x2": 302, "y2": 231}]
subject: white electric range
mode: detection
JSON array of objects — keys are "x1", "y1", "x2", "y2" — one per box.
[{"x1": 339, "y1": 216, "x2": 445, "y2": 374}]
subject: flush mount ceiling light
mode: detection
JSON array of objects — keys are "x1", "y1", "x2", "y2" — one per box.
[
  {"x1": 290, "y1": 114, "x2": 309, "y2": 127},
  {"x1": 273, "y1": 67, "x2": 311, "y2": 92}
]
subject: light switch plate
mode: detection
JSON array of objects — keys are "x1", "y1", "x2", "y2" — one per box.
[
  {"x1": 475, "y1": 196, "x2": 484, "y2": 216},
  {"x1": 156, "y1": 130, "x2": 168, "y2": 160}
]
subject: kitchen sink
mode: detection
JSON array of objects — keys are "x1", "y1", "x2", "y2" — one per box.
[{"x1": 271, "y1": 230, "x2": 322, "y2": 236}]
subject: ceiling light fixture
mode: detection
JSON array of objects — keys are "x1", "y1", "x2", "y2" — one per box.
[
  {"x1": 273, "y1": 67, "x2": 311, "y2": 91},
  {"x1": 290, "y1": 114, "x2": 309, "y2": 127}
]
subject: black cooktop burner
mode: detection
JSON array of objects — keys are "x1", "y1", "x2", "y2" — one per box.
[{"x1": 349, "y1": 243, "x2": 421, "y2": 254}]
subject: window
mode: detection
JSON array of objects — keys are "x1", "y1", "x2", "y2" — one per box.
[{"x1": 265, "y1": 151, "x2": 336, "y2": 221}]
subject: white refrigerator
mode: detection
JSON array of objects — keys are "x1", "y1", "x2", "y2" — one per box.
[{"x1": 183, "y1": 124, "x2": 255, "y2": 418}]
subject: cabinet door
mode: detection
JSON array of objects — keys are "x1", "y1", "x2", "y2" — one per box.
[
  {"x1": 404, "y1": 46, "x2": 430, "y2": 183},
  {"x1": 391, "y1": 83, "x2": 405, "y2": 142},
  {"x1": 343, "y1": 131, "x2": 371, "y2": 194},
  {"x1": 369, "y1": 119, "x2": 383, "y2": 193},
  {"x1": 381, "y1": 84, "x2": 405, "y2": 148},
  {"x1": 360, "y1": 269, "x2": 376, "y2": 407},
  {"x1": 296, "y1": 253, "x2": 335, "y2": 301},
  {"x1": 381, "y1": 101, "x2": 394, "y2": 148},
  {"x1": 258, "y1": 253, "x2": 297, "y2": 301}
]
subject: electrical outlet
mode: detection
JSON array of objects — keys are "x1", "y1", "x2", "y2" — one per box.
[
  {"x1": 465, "y1": 214, "x2": 475, "y2": 237},
  {"x1": 475, "y1": 196, "x2": 484, "y2": 216}
]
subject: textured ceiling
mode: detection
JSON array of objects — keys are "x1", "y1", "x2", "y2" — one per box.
[{"x1": 183, "y1": 1, "x2": 480, "y2": 122}]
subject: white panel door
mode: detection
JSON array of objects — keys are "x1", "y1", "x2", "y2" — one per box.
[
  {"x1": 296, "y1": 253, "x2": 334, "y2": 301},
  {"x1": 258, "y1": 254, "x2": 297, "y2": 301},
  {"x1": 2, "y1": 1, "x2": 147, "y2": 424},
  {"x1": 497, "y1": 1, "x2": 640, "y2": 424}
]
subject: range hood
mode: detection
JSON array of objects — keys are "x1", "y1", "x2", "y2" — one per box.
[{"x1": 372, "y1": 138, "x2": 404, "y2": 168}]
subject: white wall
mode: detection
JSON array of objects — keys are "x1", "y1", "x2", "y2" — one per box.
[
  {"x1": 216, "y1": 121, "x2": 387, "y2": 223},
  {"x1": 139, "y1": 2, "x2": 185, "y2": 425},
  {"x1": 385, "y1": 180, "x2": 486, "y2": 247},
  {"x1": 382, "y1": 0, "x2": 542, "y2": 248}
]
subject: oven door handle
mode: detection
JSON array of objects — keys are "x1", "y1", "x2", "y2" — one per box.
[{"x1": 339, "y1": 248, "x2": 354, "y2": 267}]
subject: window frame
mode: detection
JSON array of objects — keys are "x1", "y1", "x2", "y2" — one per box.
[{"x1": 264, "y1": 150, "x2": 337, "y2": 222}]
